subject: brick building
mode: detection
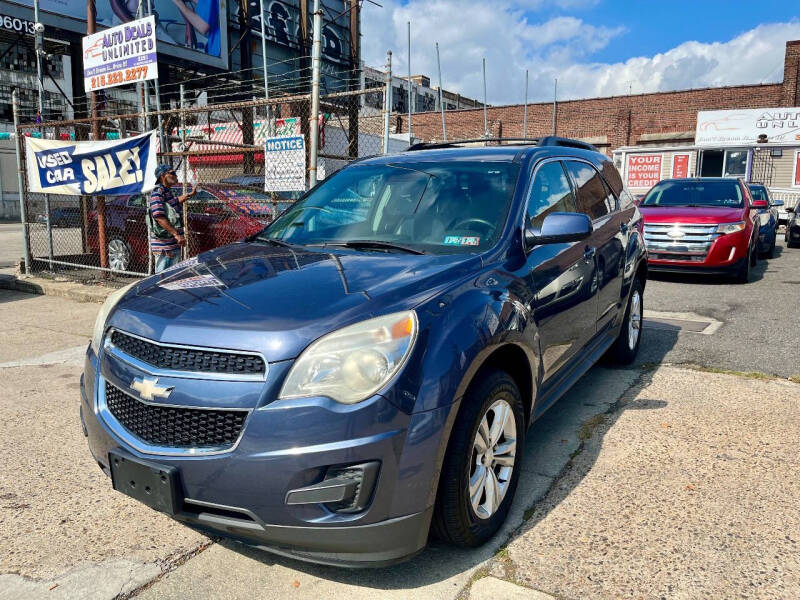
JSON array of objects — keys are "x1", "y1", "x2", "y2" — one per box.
[{"x1": 396, "y1": 40, "x2": 800, "y2": 205}]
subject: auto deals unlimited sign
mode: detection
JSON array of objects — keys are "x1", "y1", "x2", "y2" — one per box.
[
  {"x1": 25, "y1": 131, "x2": 158, "y2": 196},
  {"x1": 83, "y1": 15, "x2": 158, "y2": 93},
  {"x1": 696, "y1": 108, "x2": 800, "y2": 146}
]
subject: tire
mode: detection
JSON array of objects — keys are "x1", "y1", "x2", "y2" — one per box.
[
  {"x1": 432, "y1": 370, "x2": 525, "y2": 547},
  {"x1": 768, "y1": 236, "x2": 776, "y2": 259},
  {"x1": 606, "y1": 277, "x2": 644, "y2": 365},
  {"x1": 107, "y1": 236, "x2": 132, "y2": 272},
  {"x1": 735, "y1": 244, "x2": 753, "y2": 283}
]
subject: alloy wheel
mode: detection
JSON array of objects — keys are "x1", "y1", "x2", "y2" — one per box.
[
  {"x1": 469, "y1": 398, "x2": 517, "y2": 520},
  {"x1": 108, "y1": 239, "x2": 131, "y2": 272},
  {"x1": 628, "y1": 290, "x2": 642, "y2": 350}
]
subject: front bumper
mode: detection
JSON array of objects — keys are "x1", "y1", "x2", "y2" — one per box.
[
  {"x1": 80, "y1": 347, "x2": 453, "y2": 566},
  {"x1": 646, "y1": 229, "x2": 749, "y2": 274}
]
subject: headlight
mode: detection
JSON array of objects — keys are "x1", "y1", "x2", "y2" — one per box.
[
  {"x1": 279, "y1": 311, "x2": 418, "y2": 405},
  {"x1": 90, "y1": 282, "x2": 136, "y2": 354},
  {"x1": 716, "y1": 221, "x2": 746, "y2": 235}
]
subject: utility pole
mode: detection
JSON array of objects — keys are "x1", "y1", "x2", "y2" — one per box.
[
  {"x1": 407, "y1": 21, "x2": 412, "y2": 142},
  {"x1": 552, "y1": 78, "x2": 558, "y2": 136},
  {"x1": 33, "y1": 0, "x2": 53, "y2": 270},
  {"x1": 436, "y1": 42, "x2": 446, "y2": 141},
  {"x1": 523, "y1": 69, "x2": 528, "y2": 138},
  {"x1": 308, "y1": 0, "x2": 322, "y2": 186},
  {"x1": 482, "y1": 57, "x2": 488, "y2": 139},
  {"x1": 238, "y1": 0, "x2": 254, "y2": 174},
  {"x1": 382, "y1": 49, "x2": 392, "y2": 155},
  {"x1": 346, "y1": 0, "x2": 360, "y2": 158},
  {"x1": 87, "y1": 0, "x2": 107, "y2": 270}
]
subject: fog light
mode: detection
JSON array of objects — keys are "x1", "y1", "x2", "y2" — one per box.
[{"x1": 285, "y1": 461, "x2": 379, "y2": 513}]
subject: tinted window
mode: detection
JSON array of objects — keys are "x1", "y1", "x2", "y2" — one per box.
[
  {"x1": 526, "y1": 161, "x2": 577, "y2": 229},
  {"x1": 263, "y1": 161, "x2": 520, "y2": 254},
  {"x1": 642, "y1": 180, "x2": 743, "y2": 208},
  {"x1": 564, "y1": 160, "x2": 612, "y2": 220}
]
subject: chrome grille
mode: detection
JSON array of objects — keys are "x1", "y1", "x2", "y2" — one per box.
[
  {"x1": 109, "y1": 330, "x2": 266, "y2": 376},
  {"x1": 105, "y1": 381, "x2": 248, "y2": 449},
  {"x1": 643, "y1": 223, "x2": 719, "y2": 259}
]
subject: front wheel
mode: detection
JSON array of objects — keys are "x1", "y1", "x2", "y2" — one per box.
[
  {"x1": 107, "y1": 236, "x2": 132, "y2": 272},
  {"x1": 432, "y1": 370, "x2": 525, "y2": 547},
  {"x1": 735, "y1": 245, "x2": 753, "y2": 283}
]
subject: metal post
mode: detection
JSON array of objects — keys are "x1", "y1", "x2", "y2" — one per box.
[
  {"x1": 12, "y1": 91, "x2": 31, "y2": 274},
  {"x1": 259, "y1": 0, "x2": 272, "y2": 135},
  {"x1": 308, "y1": 0, "x2": 322, "y2": 187},
  {"x1": 180, "y1": 84, "x2": 188, "y2": 259},
  {"x1": 436, "y1": 42, "x2": 446, "y2": 141},
  {"x1": 482, "y1": 57, "x2": 488, "y2": 139},
  {"x1": 523, "y1": 69, "x2": 528, "y2": 138},
  {"x1": 146, "y1": 0, "x2": 165, "y2": 150},
  {"x1": 407, "y1": 21, "x2": 412, "y2": 142},
  {"x1": 136, "y1": 3, "x2": 146, "y2": 133},
  {"x1": 87, "y1": 0, "x2": 108, "y2": 271},
  {"x1": 382, "y1": 50, "x2": 392, "y2": 155},
  {"x1": 552, "y1": 77, "x2": 557, "y2": 136}
]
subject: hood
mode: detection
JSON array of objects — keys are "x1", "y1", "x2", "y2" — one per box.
[
  {"x1": 108, "y1": 242, "x2": 479, "y2": 362},
  {"x1": 639, "y1": 205, "x2": 746, "y2": 224}
]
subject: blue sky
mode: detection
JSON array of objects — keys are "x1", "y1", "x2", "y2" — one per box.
[{"x1": 361, "y1": 1, "x2": 800, "y2": 104}]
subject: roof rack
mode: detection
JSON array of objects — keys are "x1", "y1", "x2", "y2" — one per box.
[{"x1": 406, "y1": 136, "x2": 598, "y2": 153}]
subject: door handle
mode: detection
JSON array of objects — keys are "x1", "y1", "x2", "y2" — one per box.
[
  {"x1": 583, "y1": 247, "x2": 596, "y2": 262},
  {"x1": 126, "y1": 218, "x2": 137, "y2": 223}
]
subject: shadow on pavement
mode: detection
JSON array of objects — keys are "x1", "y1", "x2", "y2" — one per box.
[{"x1": 213, "y1": 325, "x2": 680, "y2": 592}]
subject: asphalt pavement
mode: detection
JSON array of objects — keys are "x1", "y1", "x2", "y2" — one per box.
[
  {"x1": 0, "y1": 223, "x2": 23, "y2": 272},
  {"x1": 638, "y1": 236, "x2": 800, "y2": 378}
]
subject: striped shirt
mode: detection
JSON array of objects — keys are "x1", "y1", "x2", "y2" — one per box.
[{"x1": 149, "y1": 184, "x2": 183, "y2": 253}]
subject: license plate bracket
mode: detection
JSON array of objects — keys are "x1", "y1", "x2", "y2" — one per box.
[{"x1": 109, "y1": 449, "x2": 181, "y2": 516}]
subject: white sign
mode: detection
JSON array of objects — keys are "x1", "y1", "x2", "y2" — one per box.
[
  {"x1": 696, "y1": 108, "x2": 800, "y2": 147},
  {"x1": 264, "y1": 136, "x2": 306, "y2": 192},
  {"x1": 82, "y1": 16, "x2": 158, "y2": 93}
]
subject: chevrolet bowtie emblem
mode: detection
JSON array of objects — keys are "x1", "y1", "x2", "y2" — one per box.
[{"x1": 131, "y1": 376, "x2": 173, "y2": 401}]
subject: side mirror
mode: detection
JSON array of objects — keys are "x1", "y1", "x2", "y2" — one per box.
[
  {"x1": 525, "y1": 212, "x2": 593, "y2": 248},
  {"x1": 751, "y1": 199, "x2": 768, "y2": 209},
  {"x1": 788, "y1": 206, "x2": 796, "y2": 213},
  {"x1": 771, "y1": 199, "x2": 784, "y2": 208}
]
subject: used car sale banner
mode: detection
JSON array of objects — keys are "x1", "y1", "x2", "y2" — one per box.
[
  {"x1": 25, "y1": 131, "x2": 158, "y2": 196},
  {"x1": 82, "y1": 15, "x2": 158, "y2": 93}
]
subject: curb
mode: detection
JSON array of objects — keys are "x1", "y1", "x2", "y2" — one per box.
[{"x1": 0, "y1": 274, "x2": 114, "y2": 303}]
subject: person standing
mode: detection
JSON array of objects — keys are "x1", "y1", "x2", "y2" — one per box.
[{"x1": 147, "y1": 164, "x2": 198, "y2": 273}]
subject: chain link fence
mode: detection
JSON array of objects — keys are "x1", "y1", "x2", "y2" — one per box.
[{"x1": 14, "y1": 88, "x2": 390, "y2": 283}]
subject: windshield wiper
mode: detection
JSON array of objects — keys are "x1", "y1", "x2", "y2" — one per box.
[
  {"x1": 254, "y1": 236, "x2": 297, "y2": 249},
  {"x1": 311, "y1": 240, "x2": 426, "y2": 255}
]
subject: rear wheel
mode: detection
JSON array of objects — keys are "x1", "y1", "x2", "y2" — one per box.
[
  {"x1": 107, "y1": 236, "x2": 132, "y2": 272},
  {"x1": 606, "y1": 277, "x2": 643, "y2": 365},
  {"x1": 432, "y1": 370, "x2": 524, "y2": 547}
]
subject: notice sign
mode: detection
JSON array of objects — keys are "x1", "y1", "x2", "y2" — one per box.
[
  {"x1": 264, "y1": 136, "x2": 306, "y2": 192},
  {"x1": 626, "y1": 154, "x2": 663, "y2": 189},
  {"x1": 25, "y1": 131, "x2": 158, "y2": 196},
  {"x1": 83, "y1": 15, "x2": 158, "y2": 93},
  {"x1": 672, "y1": 153, "x2": 690, "y2": 178}
]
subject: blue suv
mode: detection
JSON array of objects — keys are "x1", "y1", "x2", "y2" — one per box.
[{"x1": 80, "y1": 137, "x2": 647, "y2": 566}]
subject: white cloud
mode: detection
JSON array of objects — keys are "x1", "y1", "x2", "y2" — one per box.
[{"x1": 360, "y1": 2, "x2": 800, "y2": 105}]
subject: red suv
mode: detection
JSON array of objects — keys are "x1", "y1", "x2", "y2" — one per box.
[{"x1": 640, "y1": 178, "x2": 765, "y2": 283}]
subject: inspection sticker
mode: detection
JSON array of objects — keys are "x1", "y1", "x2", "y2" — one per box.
[
  {"x1": 443, "y1": 236, "x2": 480, "y2": 246},
  {"x1": 159, "y1": 273, "x2": 223, "y2": 290}
]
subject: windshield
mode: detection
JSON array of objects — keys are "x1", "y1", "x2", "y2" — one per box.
[
  {"x1": 747, "y1": 185, "x2": 768, "y2": 202},
  {"x1": 641, "y1": 180, "x2": 743, "y2": 208},
  {"x1": 259, "y1": 161, "x2": 520, "y2": 254}
]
